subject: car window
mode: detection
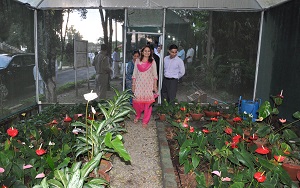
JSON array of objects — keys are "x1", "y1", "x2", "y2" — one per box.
[
  {"x1": 11, "y1": 56, "x2": 23, "y2": 67},
  {"x1": 23, "y1": 55, "x2": 35, "y2": 66},
  {"x1": 0, "y1": 55, "x2": 12, "y2": 68}
]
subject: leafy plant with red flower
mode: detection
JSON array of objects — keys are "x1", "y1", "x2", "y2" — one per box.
[{"x1": 7, "y1": 127, "x2": 18, "y2": 138}]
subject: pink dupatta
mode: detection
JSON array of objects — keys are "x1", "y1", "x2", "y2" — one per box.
[{"x1": 137, "y1": 61, "x2": 151, "y2": 72}]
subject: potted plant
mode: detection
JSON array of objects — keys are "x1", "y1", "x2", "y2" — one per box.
[
  {"x1": 203, "y1": 101, "x2": 220, "y2": 117},
  {"x1": 156, "y1": 99, "x2": 172, "y2": 121},
  {"x1": 189, "y1": 102, "x2": 203, "y2": 121}
]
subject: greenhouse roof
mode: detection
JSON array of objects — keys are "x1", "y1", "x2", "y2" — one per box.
[{"x1": 15, "y1": 0, "x2": 291, "y2": 11}]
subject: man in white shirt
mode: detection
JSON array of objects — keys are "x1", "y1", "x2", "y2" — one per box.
[
  {"x1": 111, "y1": 47, "x2": 121, "y2": 79},
  {"x1": 161, "y1": 44, "x2": 185, "y2": 103},
  {"x1": 186, "y1": 43, "x2": 194, "y2": 69}
]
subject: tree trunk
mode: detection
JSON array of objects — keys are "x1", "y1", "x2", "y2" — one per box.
[{"x1": 99, "y1": 9, "x2": 108, "y2": 46}]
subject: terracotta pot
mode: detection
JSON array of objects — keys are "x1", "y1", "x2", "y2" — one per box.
[
  {"x1": 282, "y1": 162, "x2": 300, "y2": 181},
  {"x1": 221, "y1": 113, "x2": 230, "y2": 119},
  {"x1": 190, "y1": 113, "x2": 203, "y2": 121},
  {"x1": 203, "y1": 110, "x2": 219, "y2": 117},
  {"x1": 158, "y1": 114, "x2": 166, "y2": 121}
]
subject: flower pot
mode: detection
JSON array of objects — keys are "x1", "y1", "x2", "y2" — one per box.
[
  {"x1": 203, "y1": 110, "x2": 219, "y2": 117},
  {"x1": 158, "y1": 114, "x2": 166, "y2": 121},
  {"x1": 221, "y1": 113, "x2": 230, "y2": 119},
  {"x1": 190, "y1": 113, "x2": 203, "y2": 121},
  {"x1": 282, "y1": 162, "x2": 300, "y2": 181}
]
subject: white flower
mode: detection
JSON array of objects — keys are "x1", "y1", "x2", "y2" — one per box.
[
  {"x1": 72, "y1": 128, "x2": 86, "y2": 134},
  {"x1": 249, "y1": 114, "x2": 253, "y2": 118},
  {"x1": 29, "y1": 144, "x2": 34, "y2": 148},
  {"x1": 48, "y1": 141, "x2": 55, "y2": 146},
  {"x1": 22, "y1": 142, "x2": 26, "y2": 145},
  {"x1": 84, "y1": 90, "x2": 98, "y2": 102},
  {"x1": 211, "y1": 170, "x2": 221, "y2": 177},
  {"x1": 244, "y1": 111, "x2": 247, "y2": 114},
  {"x1": 91, "y1": 106, "x2": 96, "y2": 114}
]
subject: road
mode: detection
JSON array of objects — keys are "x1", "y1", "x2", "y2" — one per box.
[{"x1": 56, "y1": 66, "x2": 96, "y2": 87}]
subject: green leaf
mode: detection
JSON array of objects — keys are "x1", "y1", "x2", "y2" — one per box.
[
  {"x1": 183, "y1": 160, "x2": 192, "y2": 174},
  {"x1": 80, "y1": 152, "x2": 102, "y2": 178},
  {"x1": 40, "y1": 178, "x2": 49, "y2": 188},
  {"x1": 258, "y1": 101, "x2": 272, "y2": 119},
  {"x1": 56, "y1": 157, "x2": 70, "y2": 170},
  {"x1": 179, "y1": 146, "x2": 191, "y2": 165},
  {"x1": 229, "y1": 182, "x2": 245, "y2": 188},
  {"x1": 54, "y1": 170, "x2": 68, "y2": 187},
  {"x1": 191, "y1": 152, "x2": 200, "y2": 169},
  {"x1": 293, "y1": 111, "x2": 300, "y2": 119},
  {"x1": 232, "y1": 149, "x2": 254, "y2": 170},
  {"x1": 47, "y1": 179, "x2": 63, "y2": 188},
  {"x1": 109, "y1": 135, "x2": 131, "y2": 161},
  {"x1": 195, "y1": 172, "x2": 207, "y2": 188},
  {"x1": 46, "y1": 155, "x2": 55, "y2": 170},
  {"x1": 67, "y1": 169, "x2": 81, "y2": 188}
]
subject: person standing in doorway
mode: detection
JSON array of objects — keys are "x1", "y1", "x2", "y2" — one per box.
[
  {"x1": 185, "y1": 43, "x2": 194, "y2": 70},
  {"x1": 126, "y1": 50, "x2": 140, "y2": 104},
  {"x1": 92, "y1": 44, "x2": 111, "y2": 99},
  {"x1": 161, "y1": 44, "x2": 185, "y2": 103},
  {"x1": 111, "y1": 47, "x2": 121, "y2": 79},
  {"x1": 177, "y1": 45, "x2": 185, "y2": 61},
  {"x1": 132, "y1": 45, "x2": 158, "y2": 128}
]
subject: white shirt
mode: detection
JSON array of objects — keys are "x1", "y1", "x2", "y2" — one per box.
[{"x1": 186, "y1": 47, "x2": 194, "y2": 63}]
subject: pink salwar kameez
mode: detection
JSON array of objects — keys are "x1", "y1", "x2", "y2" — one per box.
[{"x1": 132, "y1": 59, "x2": 158, "y2": 124}]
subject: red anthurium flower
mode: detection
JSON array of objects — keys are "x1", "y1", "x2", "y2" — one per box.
[
  {"x1": 35, "y1": 144, "x2": 46, "y2": 156},
  {"x1": 211, "y1": 117, "x2": 218, "y2": 122},
  {"x1": 284, "y1": 150, "x2": 290, "y2": 155},
  {"x1": 274, "y1": 155, "x2": 285, "y2": 162},
  {"x1": 233, "y1": 117, "x2": 242, "y2": 122},
  {"x1": 189, "y1": 126, "x2": 194, "y2": 133},
  {"x1": 279, "y1": 118, "x2": 286, "y2": 123},
  {"x1": 224, "y1": 127, "x2": 232, "y2": 135},
  {"x1": 249, "y1": 134, "x2": 258, "y2": 140},
  {"x1": 64, "y1": 115, "x2": 72, "y2": 122},
  {"x1": 7, "y1": 127, "x2": 18, "y2": 138},
  {"x1": 202, "y1": 129, "x2": 210, "y2": 133},
  {"x1": 182, "y1": 123, "x2": 189, "y2": 128},
  {"x1": 254, "y1": 172, "x2": 266, "y2": 183},
  {"x1": 255, "y1": 146, "x2": 270, "y2": 154},
  {"x1": 231, "y1": 143, "x2": 238, "y2": 149},
  {"x1": 232, "y1": 135, "x2": 241, "y2": 143},
  {"x1": 51, "y1": 120, "x2": 58, "y2": 124},
  {"x1": 2, "y1": 185, "x2": 8, "y2": 188},
  {"x1": 180, "y1": 107, "x2": 186, "y2": 111}
]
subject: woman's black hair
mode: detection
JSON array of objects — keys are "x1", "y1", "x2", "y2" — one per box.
[{"x1": 139, "y1": 45, "x2": 153, "y2": 63}]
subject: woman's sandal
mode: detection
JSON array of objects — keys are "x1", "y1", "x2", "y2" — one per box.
[
  {"x1": 134, "y1": 118, "x2": 139, "y2": 124},
  {"x1": 142, "y1": 123, "x2": 148, "y2": 128}
]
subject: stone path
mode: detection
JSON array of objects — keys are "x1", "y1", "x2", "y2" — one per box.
[{"x1": 109, "y1": 116, "x2": 164, "y2": 188}]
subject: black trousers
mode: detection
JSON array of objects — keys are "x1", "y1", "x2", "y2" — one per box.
[{"x1": 161, "y1": 77, "x2": 178, "y2": 103}]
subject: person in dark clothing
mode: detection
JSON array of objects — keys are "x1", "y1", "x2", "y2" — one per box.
[{"x1": 150, "y1": 44, "x2": 160, "y2": 82}]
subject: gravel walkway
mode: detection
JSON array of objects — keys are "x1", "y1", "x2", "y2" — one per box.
[{"x1": 109, "y1": 116, "x2": 163, "y2": 188}]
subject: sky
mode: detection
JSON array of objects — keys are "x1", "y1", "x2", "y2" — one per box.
[{"x1": 64, "y1": 9, "x2": 123, "y2": 43}]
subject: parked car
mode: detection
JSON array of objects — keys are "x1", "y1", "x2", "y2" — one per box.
[{"x1": 0, "y1": 53, "x2": 35, "y2": 99}]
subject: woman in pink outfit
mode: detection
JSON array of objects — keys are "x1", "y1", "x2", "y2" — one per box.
[{"x1": 132, "y1": 45, "x2": 158, "y2": 128}]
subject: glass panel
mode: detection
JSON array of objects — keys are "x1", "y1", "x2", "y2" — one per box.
[{"x1": 0, "y1": 1, "x2": 36, "y2": 121}]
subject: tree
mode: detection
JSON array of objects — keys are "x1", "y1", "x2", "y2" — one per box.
[{"x1": 98, "y1": 9, "x2": 124, "y2": 54}]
